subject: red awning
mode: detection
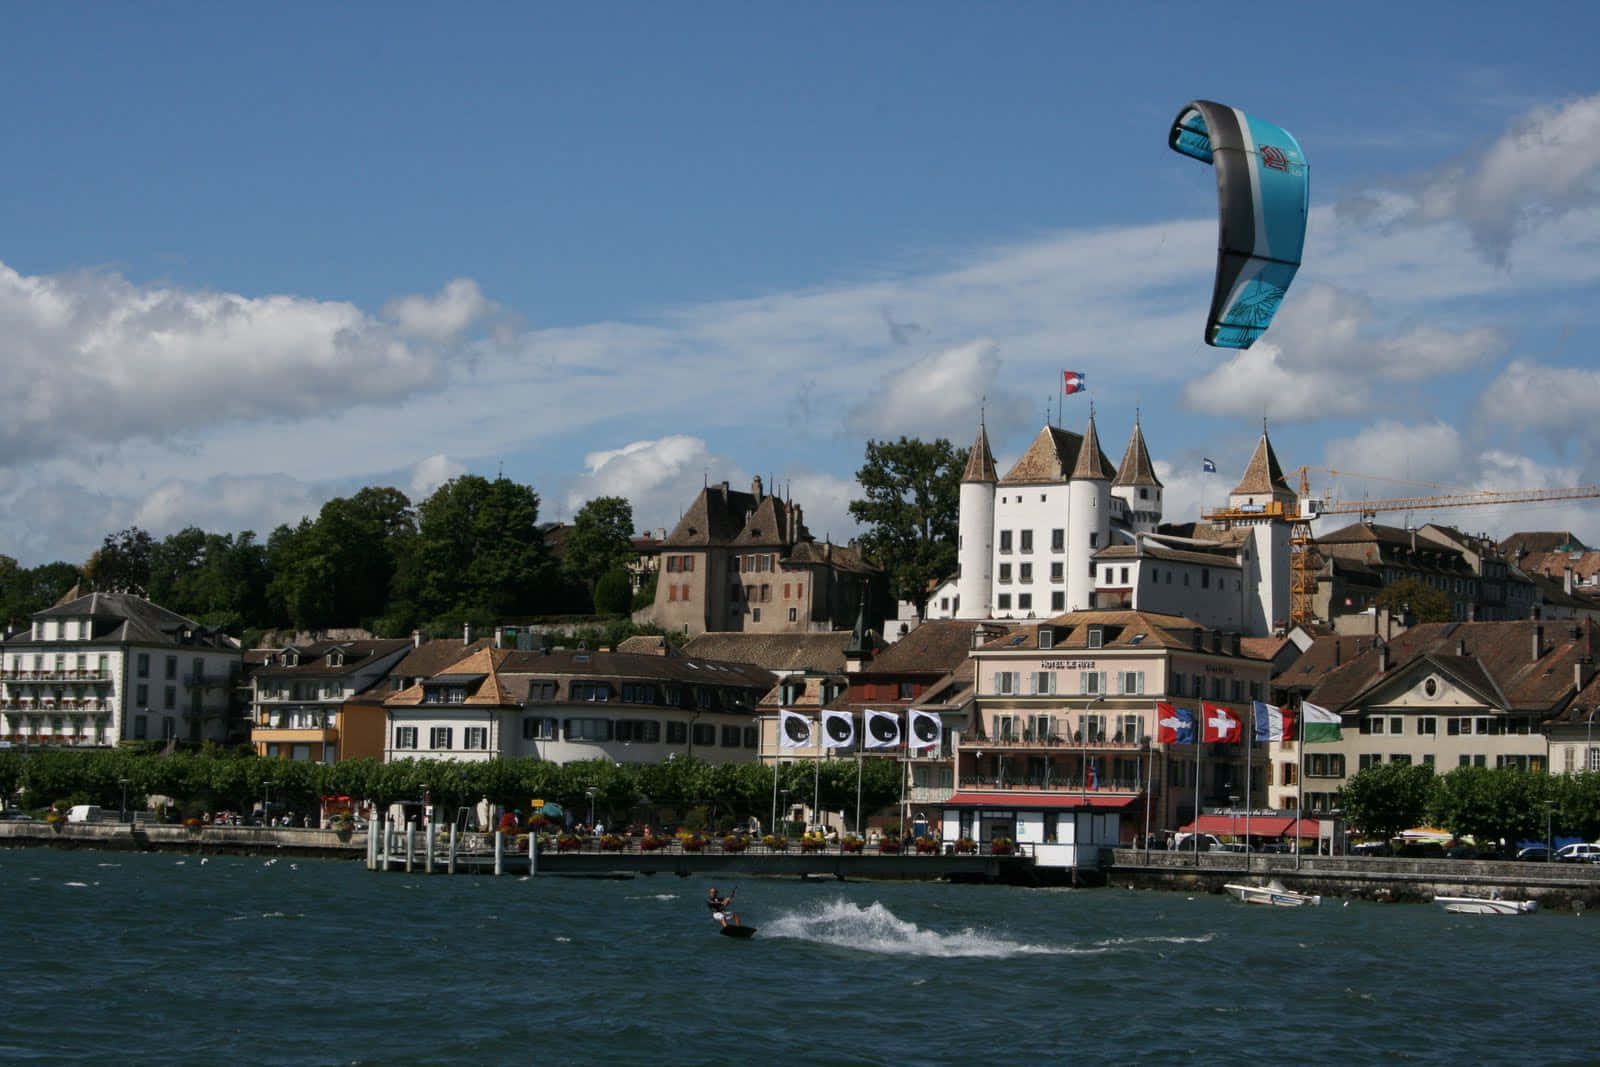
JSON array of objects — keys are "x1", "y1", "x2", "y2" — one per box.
[
  {"x1": 1178, "y1": 815, "x2": 1324, "y2": 837},
  {"x1": 942, "y1": 792, "x2": 1139, "y2": 810}
]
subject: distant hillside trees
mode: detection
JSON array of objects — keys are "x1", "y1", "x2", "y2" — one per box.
[{"x1": 849, "y1": 436, "x2": 968, "y2": 619}]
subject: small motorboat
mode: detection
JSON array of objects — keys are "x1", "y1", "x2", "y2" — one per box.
[
  {"x1": 1434, "y1": 895, "x2": 1537, "y2": 916},
  {"x1": 1223, "y1": 880, "x2": 1321, "y2": 907}
]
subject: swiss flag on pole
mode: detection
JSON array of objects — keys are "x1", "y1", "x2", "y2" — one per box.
[
  {"x1": 1063, "y1": 371, "x2": 1086, "y2": 395},
  {"x1": 1201, "y1": 702, "x2": 1243, "y2": 743}
]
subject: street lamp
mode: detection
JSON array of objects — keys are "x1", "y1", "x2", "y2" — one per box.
[
  {"x1": 118, "y1": 777, "x2": 129, "y2": 824},
  {"x1": 420, "y1": 783, "x2": 429, "y2": 834},
  {"x1": 585, "y1": 787, "x2": 597, "y2": 830},
  {"x1": 780, "y1": 788, "x2": 790, "y2": 833},
  {"x1": 1229, "y1": 794, "x2": 1241, "y2": 852},
  {"x1": 261, "y1": 780, "x2": 273, "y2": 827}
]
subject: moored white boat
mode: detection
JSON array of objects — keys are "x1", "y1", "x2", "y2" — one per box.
[
  {"x1": 1434, "y1": 895, "x2": 1537, "y2": 915},
  {"x1": 1224, "y1": 880, "x2": 1322, "y2": 907}
]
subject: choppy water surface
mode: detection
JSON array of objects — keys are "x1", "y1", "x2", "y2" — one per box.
[{"x1": 2, "y1": 849, "x2": 1594, "y2": 1065}]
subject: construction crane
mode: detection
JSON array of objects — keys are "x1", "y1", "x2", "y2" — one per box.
[{"x1": 1203, "y1": 467, "x2": 1600, "y2": 627}]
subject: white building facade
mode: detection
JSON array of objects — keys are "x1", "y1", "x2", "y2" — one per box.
[{"x1": 1, "y1": 592, "x2": 241, "y2": 747}]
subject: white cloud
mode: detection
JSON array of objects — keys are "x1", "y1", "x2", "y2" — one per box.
[
  {"x1": 1180, "y1": 341, "x2": 1360, "y2": 419},
  {"x1": 563, "y1": 436, "x2": 747, "y2": 533},
  {"x1": 1321, "y1": 421, "x2": 1466, "y2": 488},
  {"x1": 382, "y1": 278, "x2": 494, "y2": 342},
  {"x1": 844, "y1": 338, "x2": 1011, "y2": 440},
  {"x1": 409, "y1": 454, "x2": 467, "y2": 503},
  {"x1": 1410, "y1": 93, "x2": 1600, "y2": 264},
  {"x1": 1476, "y1": 358, "x2": 1600, "y2": 439},
  {"x1": 0, "y1": 260, "x2": 448, "y2": 464},
  {"x1": 782, "y1": 470, "x2": 861, "y2": 546}
]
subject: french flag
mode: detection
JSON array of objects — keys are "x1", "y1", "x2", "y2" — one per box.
[{"x1": 1063, "y1": 371, "x2": 1085, "y2": 395}]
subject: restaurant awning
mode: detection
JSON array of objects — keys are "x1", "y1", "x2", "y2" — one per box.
[
  {"x1": 942, "y1": 792, "x2": 1139, "y2": 811},
  {"x1": 1177, "y1": 815, "x2": 1325, "y2": 838}
]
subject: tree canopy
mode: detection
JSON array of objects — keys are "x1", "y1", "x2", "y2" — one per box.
[
  {"x1": 1337, "y1": 762, "x2": 1438, "y2": 841},
  {"x1": 563, "y1": 496, "x2": 637, "y2": 588},
  {"x1": 848, "y1": 436, "x2": 968, "y2": 618},
  {"x1": 1377, "y1": 577, "x2": 1453, "y2": 625}
]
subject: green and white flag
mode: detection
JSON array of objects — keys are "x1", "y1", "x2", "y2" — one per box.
[{"x1": 1301, "y1": 702, "x2": 1342, "y2": 743}]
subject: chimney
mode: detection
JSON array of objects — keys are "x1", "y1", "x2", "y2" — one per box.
[
  {"x1": 464, "y1": 622, "x2": 473, "y2": 646},
  {"x1": 1576, "y1": 658, "x2": 1593, "y2": 693},
  {"x1": 1457, "y1": 638, "x2": 1467, "y2": 657},
  {"x1": 1192, "y1": 627, "x2": 1204, "y2": 651},
  {"x1": 412, "y1": 629, "x2": 422, "y2": 649},
  {"x1": 1467, "y1": 603, "x2": 1478, "y2": 622},
  {"x1": 1565, "y1": 566, "x2": 1575, "y2": 595},
  {"x1": 1378, "y1": 643, "x2": 1389, "y2": 672},
  {"x1": 1533, "y1": 624, "x2": 1544, "y2": 661},
  {"x1": 1334, "y1": 641, "x2": 1341, "y2": 667}
]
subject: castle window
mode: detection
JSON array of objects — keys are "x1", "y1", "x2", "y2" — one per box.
[
  {"x1": 1020, "y1": 530, "x2": 1033, "y2": 552},
  {"x1": 1051, "y1": 529, "x2": 1064, "y2": 551}
]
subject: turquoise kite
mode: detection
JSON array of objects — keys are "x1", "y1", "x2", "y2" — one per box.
[{"x1": 1169, "y1": 100, "x2": 1308, "y2": 349}]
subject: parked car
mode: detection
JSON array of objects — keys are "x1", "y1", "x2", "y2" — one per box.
[
  {"x1": 1171, "y1": 832, "x2": 1226, "y2": 852},
  {"x1": 1555, "y1": 842, "x2": 1600, "y2": 863},
  {"x1": 1516, "y1": 845, "x2": 1552, "y2": 862},
  {"x1": 0, "y1": 809, "x2": 35, "y2": 821},
  {"x1": 1351, "y1": 841, "x2": 1392, "y2": 857}
]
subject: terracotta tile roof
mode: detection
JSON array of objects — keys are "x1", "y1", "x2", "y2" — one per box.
[
  {"x1": 1113, "y1": 420, "x2": 1163, "y2": 488},
  {"x1": 615, "y1": 634, "x2": 683, "y2": 656},
  {"x1": 1095, "y1": 541, "x2": 1242, "y2": 570},
  {"x1": 1230, "y1": 431, "x2": 1294, "y2": 498},
  {"x1": 1070, "y1": 414, "x2": 1113, "y2": 481},
  {"x1": 1518, "y1": 549, "x2": 1600, "y2": 584},
  {"x1": 962, "y1": 422, "x2": 997, "y2": 483},
  {"x1": 662, "y1": 482, "x2": 763, "y2": 546},
  {"x1": 785, "y1": 540, "x2": 880, "y2": 574},
  {"x1": 999, "y1": 425, "x2": 1112, "y2": 485},
  {"x1": 1240, "y1": 635, "x2": 1291, "y2": 662},
  {"x1": 975, "y1": 609, "x2": 1235, "y2": 653},
  {"x1": 1500, "y1": 531, "x2": 1589, "y2": 557},
  {"x1": 860, "y1": 620, "x2": 983, "y2": 676},
  {"x1": 1297, "y1": 619, "x2": 1598, "y2": 712},
  {"x1": 390, "y1": 637, "x2": 495, "y2": 678},
  {"x1": 682, "y1": 631, "x2": 854, "y2": 673}
]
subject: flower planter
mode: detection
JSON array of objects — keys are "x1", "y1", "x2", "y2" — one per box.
[
  {"x1": 840, "y1": 837, "x2": 864, "y2": 853},
  {"x1": 680, "y1": 836, "x2": 707, "y2": 853},
  {"x1": 761, "y1": 836, "x2": 789, "y2": 851},
  {"x1": 719, "y1": 837, "x2": 748, "y2": 853},
  {"x1": 878, "y1": 840, "x2": 902, "y2": 854}
]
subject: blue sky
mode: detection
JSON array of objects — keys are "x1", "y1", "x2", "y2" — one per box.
[{"x1": 3, "y1": 2, "x2": 1598, "y2": 567}]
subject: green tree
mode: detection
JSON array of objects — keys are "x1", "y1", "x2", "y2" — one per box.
[
  {"x1": 593, "y1": 568, "x2": 634, "y2": 615},
  {"x1": 1377, "y1": 577, "x2": 1452, "y2": 624},
  {"x1": 405, "y1": 475, "x2": 554, "y2": 623},
  {"x1": 563, "y1": 497, "x2": 636, "y2": 588},
  {"x1": 849, "y1": 437, "x2": 968, "y2": 619},
  {"x1": 83, "y1": 527, "x2": 155, "y2": 595},
  {"x1": 1337, "y1": 762, "x2": 1438, "y2": 841},
  {"x1": 0, "y1": 558, "x2": 82, "y2": 625},
  {"x1": 1430, "y1": 766, "x2": 1550, "y2": 855}
]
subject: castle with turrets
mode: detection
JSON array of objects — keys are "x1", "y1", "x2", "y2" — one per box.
[{"x1": 927, "y1": 411, "x2": 1294, "y2": 637}]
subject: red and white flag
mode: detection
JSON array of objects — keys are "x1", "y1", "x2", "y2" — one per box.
[
  {"x1": 1063, "y1": 370, "x2": 1086, "y2": 395},
  {"x1": 1201, "y1": 702, "x2": 1243, "y2": 743}
]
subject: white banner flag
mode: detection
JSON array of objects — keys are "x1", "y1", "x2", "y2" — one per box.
[
  {"x1": 779, "y1": 709, "x2": 814, "y2": 749},
  {"x1": 821, "y1": 709, "x2": 855, "y2": 749},
  {"x1": 909, "y1": 708, "x2": 943, "y2": 750},
  {"x1": 863, "y1": 708, "x2": 901, "y2": 749}
]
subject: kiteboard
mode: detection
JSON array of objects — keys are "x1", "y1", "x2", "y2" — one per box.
[{"x1": 719, "y1": 924, "x2": 757, "y2": 939}]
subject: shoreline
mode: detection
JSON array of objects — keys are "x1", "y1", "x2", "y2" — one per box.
[{"x1": 7, "y1": 824, "x2": 1599, "y2": 908}]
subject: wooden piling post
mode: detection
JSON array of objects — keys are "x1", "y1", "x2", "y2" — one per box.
[
  {"x1": 405, "y1": 822, "x2": 416, "y2": 873},
  {"x1": 528, "y1": 831, "x2": 537, "y2": 877},
  {"x1": 448, "y1": 824, "x2": 458, "y2": 875},
  {"x1": 494, "y1": 829, "x2": 504, "y2": 876}
]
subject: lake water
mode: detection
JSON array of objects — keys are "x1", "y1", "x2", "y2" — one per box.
[{"x1": 2, "y1": 848, "x2": 1594, "y2": 1065}]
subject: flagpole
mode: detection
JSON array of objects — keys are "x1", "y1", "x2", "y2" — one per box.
[
  {"x1": 1193, "y1": 727, "x2": 1202, "y2": 867},
  {"x1": 854, "y1": 748, "x2": 863, "y2": 837},
  {"x1": 1244, "y1": 705, "x2": 1253, "y2": 871},
  {"x1": 813, "y1": 742, "x2": 821, "y2": 833},
  {"x1": 1295, "y1": 700, "x2": 1305, "y2": 870}
]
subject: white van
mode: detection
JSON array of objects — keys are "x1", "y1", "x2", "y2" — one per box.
[
  {"x1": 1171, "y1": 832, "x2": 1228, "y2": 852},
  {"x1": 66, "y1": 805, "x2": 107, "y2": 824}
]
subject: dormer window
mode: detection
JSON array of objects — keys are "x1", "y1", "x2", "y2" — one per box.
[
  {"x1": 282, "y1": 650, "x2": 300, "y2": 667},
  {"x1": 1039, "y1": 629, "x2": 1054, "y2": 650},
  {"x1": 1087, "y1": 626, "x2": 1103, "y2": 649},
  {"x1": 326, "y1": 650, "x2": 345, "y2": 667}
]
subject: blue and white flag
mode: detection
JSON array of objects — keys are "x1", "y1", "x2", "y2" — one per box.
[
  {"x1": 1202, "y1": 457, "x2": 1217, "y2": 473},
  {"x1": 1156, "y1": 702, "x2": 1196, "y2": 744}
]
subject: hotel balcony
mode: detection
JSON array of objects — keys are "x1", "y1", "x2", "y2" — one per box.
[
  {"x1": 2, "y1": 668, "x2": 112, "y2": 683},
  {"x1": 252, "y1": 726, "x2": 339, "y2": 745},
  {"x1": 972, "y1": 730, "x2": 1151, "y2": 752}
]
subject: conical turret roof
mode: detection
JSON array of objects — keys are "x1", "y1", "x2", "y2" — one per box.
[
  {"x1": 1231, "y1": 430, "x2": 1294, "y2": 500},
  {"x1": 1114, "y1": 419, "x2": 1163, "y2": 489},
  {"x1": 1070, "y1": 413, "x2": 1112, "y2": 481},
  {"x1": 962, "y1": 421, "x2": 997, "y2": 483}
]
